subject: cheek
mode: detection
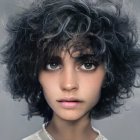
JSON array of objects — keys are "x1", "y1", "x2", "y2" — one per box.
[
  {"x1": 39, "y1": 73, "x2": 58, "y2": 92},
  {"x1": 80, "y1": 76, "x2": 102, "y2": 108},
  {"x1": 80, "y1": 73, "x2": 104, "y2": 92},
  {"x1": 41, "y1": 81, "x2": 56, "y2": 101},
  {"x1": 79, "y1": 70, "x2": 105, "y2": 103},
  {"x1": 40, "y1": 83, "x2": 56, "y2": 109},
  {"x1": 39, "y1": 74, "x2": 55, "y2": 102}
]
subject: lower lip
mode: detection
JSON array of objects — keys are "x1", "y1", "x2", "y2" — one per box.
[{"x1": 58, "y1": 101, "x2": 80, "y2": 109}]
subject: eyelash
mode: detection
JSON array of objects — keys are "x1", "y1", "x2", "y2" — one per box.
[
  {"x1": 45, "y1": 63, "x2": 61, "y2": 71},
  {"x1": 80, "y1": 62, "x2": 97, "y2": 71},
  {"x1": 45, "y1": 61, "x2": 98, "y2": 71}
]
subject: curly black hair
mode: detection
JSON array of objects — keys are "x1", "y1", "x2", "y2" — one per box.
[{"x1": 1, "y1": 0, "x2": 140, "y2": 122}]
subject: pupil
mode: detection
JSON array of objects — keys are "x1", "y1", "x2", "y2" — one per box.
[
  {"x1": 85, "y1": 63, "x2": 92, "y2": 69},
  {"x1": 50, "y1": 63, "x2": 58, "y2": 68}
]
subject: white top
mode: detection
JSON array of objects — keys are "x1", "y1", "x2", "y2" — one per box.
[{"x1": 22, "y1": 123, "x2": 108, "y2": 140}]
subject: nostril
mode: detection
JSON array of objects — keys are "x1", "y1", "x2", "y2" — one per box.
[
  {"x1": 62, "y1": 83, "x2": 78, "y2": 91},
  {"x1": 61, "y1": 82, "x2": 79, "y2": 91}
]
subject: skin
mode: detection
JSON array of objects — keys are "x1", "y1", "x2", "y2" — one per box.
[{"x1": 39, "y1": 50, "x2": 106, "y2": 140}]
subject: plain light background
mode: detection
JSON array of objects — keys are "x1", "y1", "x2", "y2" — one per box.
[{"x1": 0, "y1": 0, "x2": 140, "y2": 140}]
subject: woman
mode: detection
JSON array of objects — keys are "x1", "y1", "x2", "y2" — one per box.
[{"x1": 1, "y1": 0, "x2": 140, "y2": 139}]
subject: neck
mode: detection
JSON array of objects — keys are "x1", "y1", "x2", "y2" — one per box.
[{"x1": 45, "y1": 114, "x2": 98, "y2": 140}]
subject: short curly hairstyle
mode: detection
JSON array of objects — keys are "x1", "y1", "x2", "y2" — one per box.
[{"x1": 1, "y1": 0, "x2": 140, "y2": 122}]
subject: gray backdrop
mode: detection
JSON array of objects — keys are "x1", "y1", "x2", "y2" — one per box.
[{"x1": 0, "y1": 0, "x2": 140, "y2": 140}]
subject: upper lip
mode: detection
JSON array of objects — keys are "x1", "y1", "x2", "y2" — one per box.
[{"x1": 57, "y1": 97, "x2": 83, "y2": 102}]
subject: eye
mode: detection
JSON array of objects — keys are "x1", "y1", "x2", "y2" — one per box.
[
  {"x1": 46, "y1": 63, "x2": 61, "y2": 71},
  {"x1": 80, "y1": 63, "x2": 96, "y2": 71}
]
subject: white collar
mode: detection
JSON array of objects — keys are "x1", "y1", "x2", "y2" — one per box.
[{"x1": 42, "y1": 123, "x2": 107, "y2": 140}]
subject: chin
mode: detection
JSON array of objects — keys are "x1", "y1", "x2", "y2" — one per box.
[{"x1": 56, "y1": 111, "x2": 89, "y2": 122}]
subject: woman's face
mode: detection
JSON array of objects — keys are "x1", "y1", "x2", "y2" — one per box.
[{"x1": 39, "y1": 49, "x2": 105, "y2": 121}]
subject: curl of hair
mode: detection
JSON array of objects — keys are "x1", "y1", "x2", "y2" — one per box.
[{"x1": 1, "y1": 0, "x2": 140, "y2": 121}]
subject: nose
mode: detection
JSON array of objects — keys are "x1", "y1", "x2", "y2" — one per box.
[{"x1": 60, "y1": 67, "x2": 79, "y2": 92}]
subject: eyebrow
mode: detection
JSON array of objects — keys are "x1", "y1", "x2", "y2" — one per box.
[
  {"x1": 74, "y1": 54, "x2": 96, "y2": 62},
  {"x1": 47, "y1": 54, "x2": 97, "y2": 63},
  {"x1": 47, "y1": 56, "x2": 62, "y2": 63}
]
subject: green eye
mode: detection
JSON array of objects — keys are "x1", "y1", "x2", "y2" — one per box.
[
  {"x1": 46, "y1": 63, "x2": 61, "y2": 70},
  {"x1": 80, "y1": 63, "x2": 96, "y2": 71}
]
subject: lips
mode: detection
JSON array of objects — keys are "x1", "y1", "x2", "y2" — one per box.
[{"x1": 57, "y1": 98, "x2": 83, "y2": 109}]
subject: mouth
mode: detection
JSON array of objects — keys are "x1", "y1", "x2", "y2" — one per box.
[{"x1": 57, "y1": 98, "x2": 83, "y2": 109}]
